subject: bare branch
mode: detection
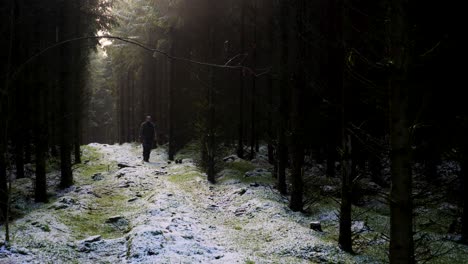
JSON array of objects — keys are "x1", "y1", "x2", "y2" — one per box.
[{"x1": 2, "y1": 35, "x2": 271, "y2": 95}]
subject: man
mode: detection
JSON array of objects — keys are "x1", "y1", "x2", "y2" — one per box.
[{"x1": 139, "y1": 115, "x2": 157, "y2": 162}]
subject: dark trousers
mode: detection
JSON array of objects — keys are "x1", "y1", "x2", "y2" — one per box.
[{"x1": 142, "y1": 141, "x2": 152, "y2": 161}]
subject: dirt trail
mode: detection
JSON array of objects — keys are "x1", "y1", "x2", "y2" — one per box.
[{"x1": 1, "y1": 143, "x2": 351, "y2": 264}]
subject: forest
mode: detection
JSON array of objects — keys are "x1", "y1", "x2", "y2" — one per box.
[{"x1": 0, "y1": 0, "x2": 466, "y2": 263}]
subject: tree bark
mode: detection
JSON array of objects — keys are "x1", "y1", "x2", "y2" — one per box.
[
  {"x1": 267, "y1": 73, "x2": 275, "y2": 165},
  {"x1": 339, "y1": 136, "x2": 353, "y2": 252},
  {"x1": 207, "y1": 26, "x2": 216, "y2": 183},
  {"x1": 14, "y1": 133, "x2": 24, "y2": 179},
  {"x1": 72, "y1": 23, "x2": 82, "y2": 164},
  {"x1": 34, "y1": 69, "x2": 48, "y2": 202},
  {"x1": 14, "y1": 73, "x2": 25, "y2": 178},
  {"x1": 0, "y1": 147, "x2": 7, "y2": 222},
  {"x1": 249, "y1": 1, "x2": 257, "y2": 161},
  {"x1": 236, "y1": 0, "x2": 246, "y2": 159},
  {"x1": 389, "y1": 74, "x2": 414, "y2": 264},
  {"x1": 289, "y1": 0, "x2": 305, "y2": 212},
  {"x1": 168, "y1": 28, "x2": 176, "y2": 161},
  {"x1": 387, "y1": 0, "x2": 414, "y2": 261},
  {"x1": 267, "y1": 4, "x2": 275, "y2": 165},
  {"x1": 277, "y1": 0, "x2": 290, "y2": 195},
  {"x1": 461, "y1": 160, "x2": 468, "y2": 243},
  {"x1": 58, "y1": 0, "x2": 73, "y2": 189},
  {"x1": 35, "y1": 130, "x2": 48, "y2": 202}
]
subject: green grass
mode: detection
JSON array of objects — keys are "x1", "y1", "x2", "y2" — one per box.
[
  {"x1": 168, "y1": 170, "x2": 203, "y2": 183},
  {"x1": 60, "y1": 212, "x2": 118, "y2": 240},
  {"x1": 74, "y1": 145, "x2": 114, "y2": 185},
  {"x1": 175, "y1": 141, "x2": 200, "y2": 161},
  {"x1": 224, "y1": 160, "x2": 255, "y2": 175},
  {"x1": 81, "y1": 145, "x2": 102, "y2": 161},
  {"x1": 57, "y1": 192, "x2": 130, "y2": 240},
  {"x1": 52, "y1": 145, "x2": 135, "y2": 240},
  {"x1": 219, "y1": 159, "x2": 274, "y2": 185}
]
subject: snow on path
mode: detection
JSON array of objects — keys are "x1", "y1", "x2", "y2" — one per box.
[
  {"x1": 86, "y1": 143, "x2": 236, "y2": 264},
  {"x1": 2, "y1": 143, "x2": 352, "y2": 264}
]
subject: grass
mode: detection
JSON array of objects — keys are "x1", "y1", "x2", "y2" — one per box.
[
  {"x1": 175, "y1": 141, "x2": 200, "y2": 161},
  {"x1": 54, "y1": 145, "x2": 134, "y2": 239},
  {"x1": 81, "y1": 145, "x2": 102, "y2": 161},
  {"x1": 218, "y1": 159, "x2": 276, "y2": 186},
  {"x1": 168, "y1": 170, "x2": 203, "y2": 184},
  {"x1": 57, "y1": 191, "x2": 130, "y2": 240},
  {"x1": 74, "y1": 145, "x2": 114, "y2": 185},
  {"x1": 224, "y1": 160, "x2": 255, "y2": 176}
]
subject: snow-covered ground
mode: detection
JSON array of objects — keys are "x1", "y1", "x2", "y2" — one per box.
[
  {"x1": 1, "y1": 143, "x2": 467, "y2": 263},
  {"x1": 0, "y1": 143, "x2": 351, "y2": 263}
]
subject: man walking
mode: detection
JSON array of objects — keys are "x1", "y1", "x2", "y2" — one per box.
[{"x1": 139, "y1": 115, "x2": 157, "y2": 162}]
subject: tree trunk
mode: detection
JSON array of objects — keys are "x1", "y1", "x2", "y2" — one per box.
[
  {"x1": 289, "y1": 0, "x2": 305, "y2": 212},
  {"x1": 207, "y1": 69, "x2": 216, "y2": 183},
  {"x1": 387, "y1": 0, "x2": 414, "y2": 262},
  {"x1": 339, "y1": 136, "x2": 353, "y2": 252},
  {"x1": 35, "y1": 132, "x2": 48, "y2": 203},
  {"x1": 249, "y1": 2, "x2": 257, "y2": 161},
  {"x1": 0, "y1": 148, "x2": 7, "y2": 222},
  {"x1": 73, "y1": 80, "x2": 82, "y2": 163},
  {"x1": 58, "y1": 2, "x2": 73, "y2": 189},
  {"x1": 207, "y1": 26, "x2": 216, "y2": 183},
  {"x1": 168, "y1": 29, "x2": 176, "y2": 161},
  {"x1": 59, "y1": 102, "x2": 73, "y2": 189},
  {"x1": 267, "y1": 74, "x2": 274, "y2": 165},
  {"x1": 34, "y1": 73, "x2": 48, "y2": 202},
  {"x1": 14, "y1": 74, "x2": 25, "y2": 178},
  {"x1": 236, "y1": 0, "x2": 246, "y2": 159},
  {"x1": 1, "y1": 0, "x2": 15, "y2": 225},
  {"x1": 119, "y1": 78, "x2": 125, "y2": 144},
  {"x1": 277, "y1": 0, "x2": 290, "y2": 195},
  {"x1": 24, "y1": 133, "x2": 31, "y2": 163},
  {"x1": 14, "y1": 133, "x2": 24, "y2": 179},
  {"x1": 329, "y1": 0, "x2": 354, "y2": 252},
  {"x1": 389, "y1": 76, "x2": 414, "y2": 264},
  {"x1": 461, "y1": 159, "x2": 468, "y2": 243}
]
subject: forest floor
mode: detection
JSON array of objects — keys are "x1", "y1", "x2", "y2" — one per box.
[{"x1": 1, "y1": 143, "x2": 468, "y2": 263}]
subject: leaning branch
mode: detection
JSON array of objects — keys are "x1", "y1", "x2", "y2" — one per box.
[{"x1": 2, "y1": 35, "x2": 271, "y2": 95}]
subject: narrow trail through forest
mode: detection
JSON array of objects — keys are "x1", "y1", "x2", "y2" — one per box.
[{"x1": 2, "y1": 143, "x2": 353, "y2": 264}]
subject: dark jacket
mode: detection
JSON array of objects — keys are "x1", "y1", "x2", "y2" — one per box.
[{"x1": 139, "y1": 121, "x2": 156, "y2": 143}]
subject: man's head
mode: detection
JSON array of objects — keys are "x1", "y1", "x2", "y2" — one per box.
[{"x1": 146, "y1": 115, "x2": 152, "y2": 122}]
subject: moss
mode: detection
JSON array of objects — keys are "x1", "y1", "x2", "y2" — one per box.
[
  {"x1": 74, "y1": 147, "x2": 114, "y2": 184},
  {"x1": 79, "y1": 164, "x2": 111, "y2": 178},
  {"x1": 218, "y1": 160, "x2": 275, "y2": 186},
  {"x1": 224, "y1": 160, "x2": 255, "y2": 175},
  {"x1": 41, "y1": 224, "x2": 51, "y2": 232},
  {"x1": 168, "y1": 170, "x2": 203, "y2": 183},
  {"x1": 425, "y1": 242, "x2": 468, "y2": 264},
  {"x1": 81, "y1": 145, "x2": 102, "y2": 161},
  {"x1": 57, "y1": 192, "x2": 131, "y2": 239},
  {"x1": 175, "y1": 141, "x2": 200, "y2": 160},
  {"x1": 245, "y1": 260, "x2": 255, "y2": 264}
]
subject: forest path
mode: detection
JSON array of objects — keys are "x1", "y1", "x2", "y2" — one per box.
[{"x1": 2, "y1": 143, "x2": 351, "y2": 264}]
